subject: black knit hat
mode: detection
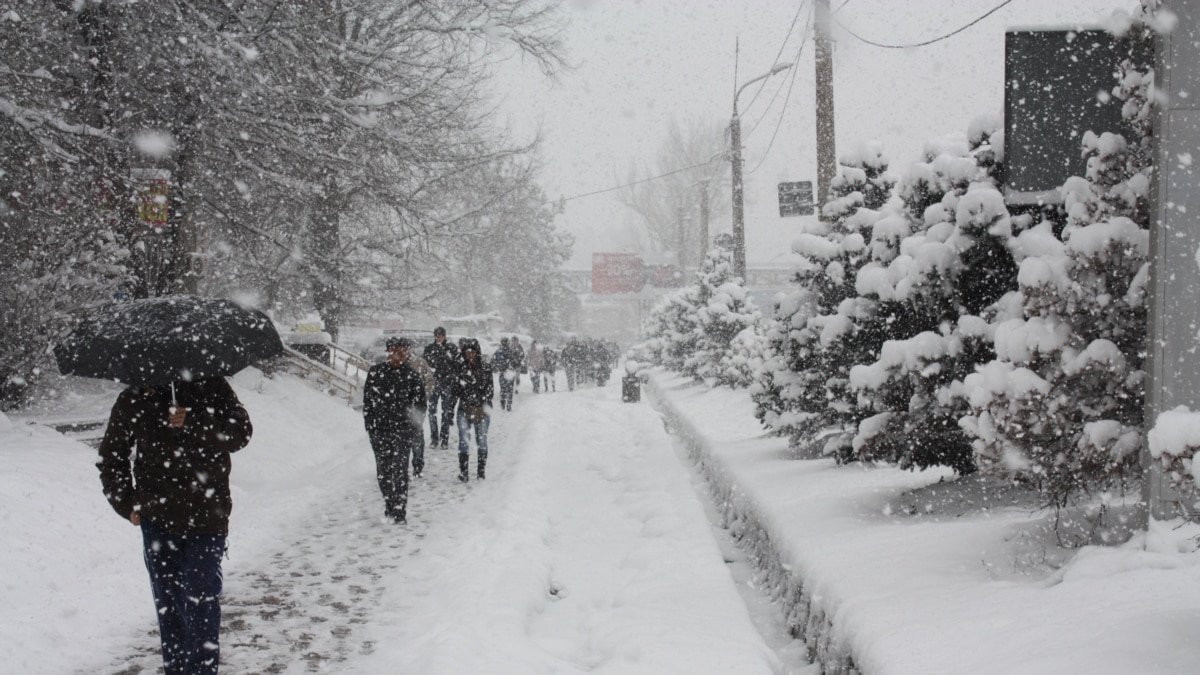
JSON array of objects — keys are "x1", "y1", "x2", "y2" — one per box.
[{"x1": 386, "y1": 336, "x2": 413, "y2": 349}]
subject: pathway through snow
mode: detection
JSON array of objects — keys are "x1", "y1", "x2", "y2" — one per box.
[{"x1": 85, "y1": 379, "x2": 807, "y2": 674}]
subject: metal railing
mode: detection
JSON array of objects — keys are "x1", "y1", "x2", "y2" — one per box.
[{"x1": 280, "y1": 345, "x2": 363, "y2": 407}]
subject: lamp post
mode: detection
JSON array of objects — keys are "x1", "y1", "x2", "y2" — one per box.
[{"x1": 730, "y1": 62, "x2": 793, "y2": 281}]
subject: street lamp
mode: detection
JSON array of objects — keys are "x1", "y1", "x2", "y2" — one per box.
[{"x1": 730, "y1": 61, "x2": 792, "y2": 281}]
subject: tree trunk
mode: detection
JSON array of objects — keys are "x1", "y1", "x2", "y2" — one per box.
[{"x1": 309, "y1": 173, "x2": 344, "y2": 342}]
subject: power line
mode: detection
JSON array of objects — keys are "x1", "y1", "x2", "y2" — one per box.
[
  {"x1": 741, "y1": 0, "x2": 809, "y2": 114},
  {"x1": 835, "y1": 0, "x2": 1014, "y2": 49},
  {"x1": 745, "y1": 0, "x2": 812, "y2": 141},
  {"x1": 547, "y1": 158, "x2": 723, "y2": 205},
  {"x1": 748, "y1": 4, "x2": 814, "y2": 174}
]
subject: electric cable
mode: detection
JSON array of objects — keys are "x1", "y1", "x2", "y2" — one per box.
[
  {"x1": 834, "y1": 0, "x2": 1015, "y2": 49},
  {"x1": 744, "y1": 1, "x2": 811, "y2": 141},
  {"x1": 547, "y1": 157, "x2": 724, "y2": 205},
  {"x1": 747, "y1": 6, "x2": 813, "y2": 173},
  {"x1": 741, "y1": 0, "x2": 809, "y2": 114}
]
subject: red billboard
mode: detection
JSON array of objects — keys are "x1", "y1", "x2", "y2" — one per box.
[{"x1": 592, "y1": 253, "x2": 644, "y2": 294}]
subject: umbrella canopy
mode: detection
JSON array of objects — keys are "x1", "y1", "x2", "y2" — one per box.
[{"x1": 54, "y1": 295, "x2": 285, "y2": 387}]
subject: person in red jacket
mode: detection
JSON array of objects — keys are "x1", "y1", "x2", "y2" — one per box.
[{"x1": 98, "y1": 377, "x2": 253, "y2": 675}]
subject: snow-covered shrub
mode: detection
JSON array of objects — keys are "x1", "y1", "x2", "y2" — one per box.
[
  {"x1": 684, "y1": 248, "x2": 762, "y2": 387},
  {"x1": 754, "y1": 143, "x2": 894, "y2": 456},
  {"x1": 630, "y1": 248, "x2": 762, "y2": 389},
  {"x1": 961, "y1": 9, "x2": 1155, "y2": 508},
  {"x1": 962, "y1": 218, "x2": 1149, "y2": 507},
  {"x1": 629, "y1": 286, "x2": 700, "y2": 372},
  {"x1": 847, "y1": 138, "x2": 1015, "y2": 474},
  {"x1": 1148, "y1": 407, "x2": 1200, "y2": 499}
]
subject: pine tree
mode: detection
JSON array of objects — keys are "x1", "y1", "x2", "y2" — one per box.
[
  {"x1": 960, "y1": 12, "x2": 1154, "y2": 508},
  {"x1": 685, "y1": 248, "x2": 762, "y2": 387}
]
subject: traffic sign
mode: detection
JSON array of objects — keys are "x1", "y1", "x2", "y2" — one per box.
[{"x1": 778, "y1": 181, "x2": 814, "y2": 217}]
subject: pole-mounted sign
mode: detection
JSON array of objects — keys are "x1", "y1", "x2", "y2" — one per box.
[{"x1": 778, "y1": 181, "x2": 814, "y2": 217}]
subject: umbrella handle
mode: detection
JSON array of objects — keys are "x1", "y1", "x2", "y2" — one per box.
[{"x1": 170, "y1": 382, "x2": 177, "y2": 406}]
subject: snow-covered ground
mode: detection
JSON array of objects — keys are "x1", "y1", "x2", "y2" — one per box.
[
  {"x1": 2, "y1": 370, "x2": 796, "y2": 674},
  {"x1": 4, "y1": 366, "x2": 1200, "y2": 674}
]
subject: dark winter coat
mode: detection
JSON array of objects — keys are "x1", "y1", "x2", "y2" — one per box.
[
  {"x1": 492, "y1": 346, "x2": 511, "y2": 373},
  {"x1": 97, "y1": 378, "x2": 253, "y2": 536},
  {"x1": 453, "y1": 356, "x2": 494, "y2": 410},
  {"x1": 363, "y1": 360, "x2": 427, "y2": 433},
  {"x1": 423, "y1": 340, "x2": 462, "y2": 386}
]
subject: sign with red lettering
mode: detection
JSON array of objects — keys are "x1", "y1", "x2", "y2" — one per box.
[{"x1": 592, "y1": 253, "x2": 645, "y2": 294}]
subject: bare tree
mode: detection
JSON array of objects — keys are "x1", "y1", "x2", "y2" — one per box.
[{"x1": 619, "y1": 118, "x2": 729, "y2": 268}]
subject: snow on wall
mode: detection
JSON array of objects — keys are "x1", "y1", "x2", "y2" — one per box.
[{"x1": 644, "y1": 378, "x2": 859, "y2": 675}]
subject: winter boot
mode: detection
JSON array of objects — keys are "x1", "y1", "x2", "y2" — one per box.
[
  {"x1": 477, "y1": 454, "x2": 487, "y2": 480},
  {"x1": 458, "y1": 454, "x2": 469, "y2": 483}
]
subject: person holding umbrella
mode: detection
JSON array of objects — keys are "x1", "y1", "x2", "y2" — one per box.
[
  {"x1": 98, "y1": 378, "x2": 253, "y2": 675},
  {"x1": 58, "y1": 295, "x2": 280, "y2": 675},
  {"x1": 362, "y1": 336, "x2": 427, "y2": 522}
]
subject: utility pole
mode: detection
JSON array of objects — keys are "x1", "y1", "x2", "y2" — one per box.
[
  {"x1": 677, "y1": 203, "x2": 687, "y2": 270},
  {"x1": 730, "y1": 114, "x2": 746, "y2": 279},
  {"x1": 730, "y1": 61, "x2": 793, "y2": 281},
  {"x1": 699, "y1": 180, "x2": 710, "y2": 264},
  {"x1": 814, "y1": 0, "x2": 836, "y2": 219}
]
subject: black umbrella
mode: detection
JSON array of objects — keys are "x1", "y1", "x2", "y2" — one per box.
[{"x1": 54, "y1": 295, "x2": 285, "y2": 387}]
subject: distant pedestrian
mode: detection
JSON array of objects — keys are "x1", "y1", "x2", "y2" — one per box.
[
  {"x1": 543, "y1": 347, "x2": 558, "y2": 392},
  {"x1": 562, "y1": 337, "x2": 584, "y2": 391},
  {"x1": 528, "y1": 340, "x2": 546, "y2": 393},
  {"x1": 510, "y1": 336, "x2": 526, "y2": 394},
  {"x1": 423, "y1": 327, "x2": 460, "y2": 449},
  {"x1": 97, "y1": 377, "x2": 253, "y2": 675},
  {"x1": 494, "y1": 337, "x2": 515, "y2": 411},
  {"x1": 453, "y1": 338, "x2": 494, "y2": 481},
  {"x1": 363, "y1": 336, "x2": 427, "y2": 523}
]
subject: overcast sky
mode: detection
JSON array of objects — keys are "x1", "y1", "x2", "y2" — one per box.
[{"x1": 490, "y1": 0, "x2": 1131, "y2": 269}]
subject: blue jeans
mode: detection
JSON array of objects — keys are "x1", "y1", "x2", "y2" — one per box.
[
  {"x1": 141, "y1": 520, "x2": 226, "y2": 675},
  {"x1": 427, "y1": 382, "x2": 457, "y2": 444},
  {"x1": 456, "y1": 406, "x2": 490, "y2": 459}
]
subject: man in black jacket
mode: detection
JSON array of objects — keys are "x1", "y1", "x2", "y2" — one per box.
[
  {"x1": 363, "y1": 336, "x2": 427, "y2": 522},
  {"x1": 422, "y1": 326, "x2": 460, "y2": 449},
  {"x1": 98, "y1": 377, "x2": 253, "y2": 675}
]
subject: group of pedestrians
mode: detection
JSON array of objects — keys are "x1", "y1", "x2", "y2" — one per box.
[
  {"x1": 560, "y1": 336, "x2": 619, "y2": 390},
  {"x1": 361, "y1": 327, "x2": 493, "y2": 525},
  {"x1": 91, "y1": 321, "x2": 622, "y2": 675}
]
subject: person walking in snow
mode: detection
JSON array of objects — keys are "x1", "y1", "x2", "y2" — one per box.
[
  {"x1": 423, "y1": 326, "x2": 460, "y2": 449},
  {"x1": 527, "y1": 340, "x2": 546, "y2": 393},
  {"x1": 97, "y1": 377, "x2": 253, "y2": 675},
  {"x1": 453, "y1": 338, "x2": 494, "y2": 481},
  {"x1": 562, "y1": 337, "x2": 584, "y2": 391},
  {"x1": 543, "y1": 346, "x2": 558, "y2": 392},
  {"x1": 493, "y1": 337, "x2": 515, "y2": 411},
  {"x1": 363, "y1": 336, "x2": 427, "y2": 523},
  {"x1": 510, "y1": 335, "x2": 526, "y2": 395}
]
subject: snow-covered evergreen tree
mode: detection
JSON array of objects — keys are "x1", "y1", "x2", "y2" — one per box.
[
  {"x1": 630, "y1": 247, "x2": 761, "y2": 389},
  {"x1": 629, "y1": 286, "x2": 701, "y2": 373},
  {"x1": 753, "y1": 143, "x2": 894, "y2": 454},
  {"x1": 684, "y1": 247, "x2": 762, "y2": 387},
  {"x1": 960, "y1": 10, "x2": 1155, "y2": 507}
]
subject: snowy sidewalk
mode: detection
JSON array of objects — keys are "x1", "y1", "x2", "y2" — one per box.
[
  {"x1": 3, "y1": 371, "x2": 792, "y2": 674},
  {"x1": 645, "y1": 369, "x2": 1200, "y2": 675}
]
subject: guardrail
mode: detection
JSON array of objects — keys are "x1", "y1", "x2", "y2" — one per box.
[{"x1": 280, "y1": 345, "x2": 362, "y2": 408}]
